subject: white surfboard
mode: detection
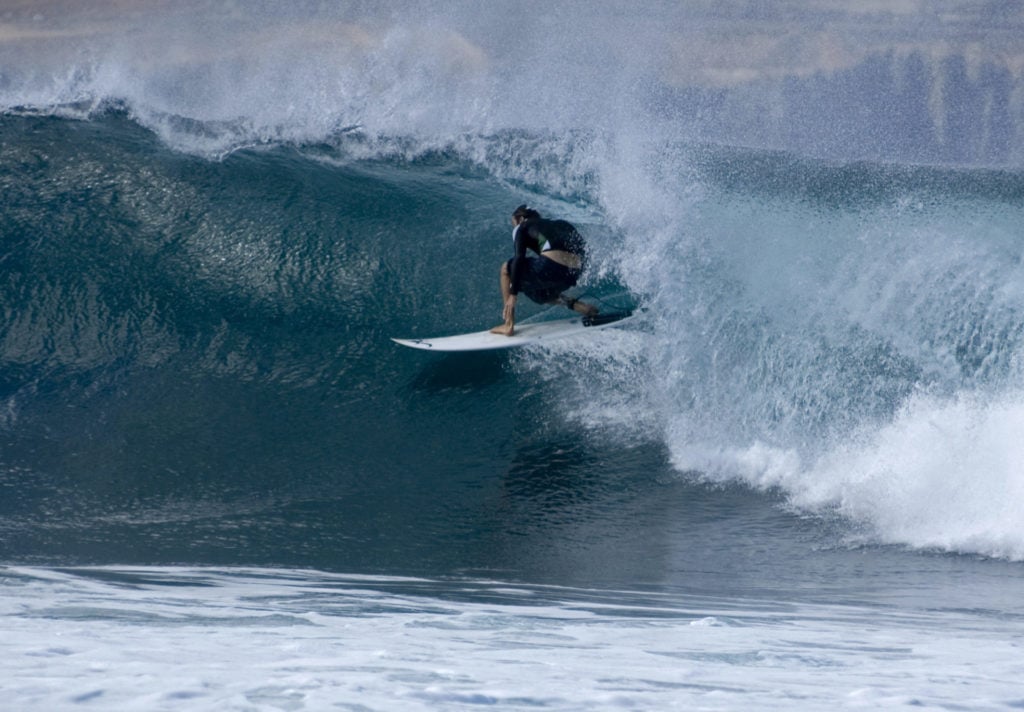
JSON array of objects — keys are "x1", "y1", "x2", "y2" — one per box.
[{"x1": 392, "y1": 311, "x2": 636, "y2": 352}]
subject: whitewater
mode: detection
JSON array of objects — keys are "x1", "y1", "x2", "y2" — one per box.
[{"x1": 3, "y1": 1, "x2": 1024, "y2": 709}]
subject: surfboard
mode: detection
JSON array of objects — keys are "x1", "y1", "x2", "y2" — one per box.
[{"x1": 392, "y1": 310, "x2": 636, "y2": 352}]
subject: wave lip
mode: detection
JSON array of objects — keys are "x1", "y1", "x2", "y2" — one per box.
[{"x1": 4, "y1": 2, "x2": 1024, "y2": 166}]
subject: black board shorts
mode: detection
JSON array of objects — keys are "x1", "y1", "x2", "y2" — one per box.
[{"x1": 508, "y1": 255, "x2": 581, "y2": 304}]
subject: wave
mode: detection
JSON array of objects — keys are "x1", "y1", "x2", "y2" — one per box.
[
  {"x1": 5, "y1": 106, "x2": 1024, "y2": 564},
  {"x1": 3, "y1": 3, "x2": 1024, "y2": 566}
]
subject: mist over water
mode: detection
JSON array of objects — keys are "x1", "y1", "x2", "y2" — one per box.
[{"x1": 4, "y1": 0, "x2": 1024, "y2": 165}]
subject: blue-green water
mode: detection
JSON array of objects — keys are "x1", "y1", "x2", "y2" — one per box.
[{"x1": 4, "y1": 107, "x2": 1024, "y2": 589}]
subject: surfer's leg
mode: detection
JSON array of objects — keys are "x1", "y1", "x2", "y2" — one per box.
[{"x1": 496, "y1": 260, "x2": 511, "y2": 301}]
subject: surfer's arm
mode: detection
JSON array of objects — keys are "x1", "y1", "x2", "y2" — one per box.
[
  {"x1": 490, "y1": 258, "x2": 518, "y2": 336},
  {"x1": 508, "y1": 225, "x2": 535, "y2": 295},
  {"x1": 502, "y1": 292, "x2": 516, "y2": 323}
]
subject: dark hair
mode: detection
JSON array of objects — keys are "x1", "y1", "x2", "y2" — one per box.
[{"x1": 512, "y1": 204, "x2": 541, "y2": 221}]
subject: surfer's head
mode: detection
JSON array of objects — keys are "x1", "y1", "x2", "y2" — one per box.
[{"x1": 512, "y1": 204, "x2": 541, "y2": 225}]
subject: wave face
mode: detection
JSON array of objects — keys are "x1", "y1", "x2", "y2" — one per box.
[{"x1": 2, "y1": 2, "x2": 1024, "y2": 577}]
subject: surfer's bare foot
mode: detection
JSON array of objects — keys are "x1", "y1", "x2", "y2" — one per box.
[
  {"x1": 490, "y1": 323, "x2": 515, "y2": 336},
  {"x1": 562, "y1": 295, "x2": 598, "y2": 318},
  {"x1": 571, "y1": 300, "x2": 599, "y2": 318}
]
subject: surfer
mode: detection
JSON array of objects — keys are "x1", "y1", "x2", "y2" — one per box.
[{"x1": 490, "y1": 205, "x2": 598, "y2": 336}]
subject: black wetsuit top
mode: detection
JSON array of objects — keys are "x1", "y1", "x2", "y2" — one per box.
[{"x1": 509, "y1": 218, "x2": 586, "y2": 295}]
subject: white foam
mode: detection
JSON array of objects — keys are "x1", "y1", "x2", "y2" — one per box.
[
  {"x1": 538, "y1": 156, "x2": 1024, "y2": 562},
  {"x1": 798, "y1": 390, "x2": 1024, "y2": 559},
  {"x1": 3, "y1": 566, "x2": 1024, "y2": 711}
]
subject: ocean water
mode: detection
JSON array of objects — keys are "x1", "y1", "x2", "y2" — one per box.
[{"x1": 3, "y1": 2, "x2": 1024, "y2": 710}]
